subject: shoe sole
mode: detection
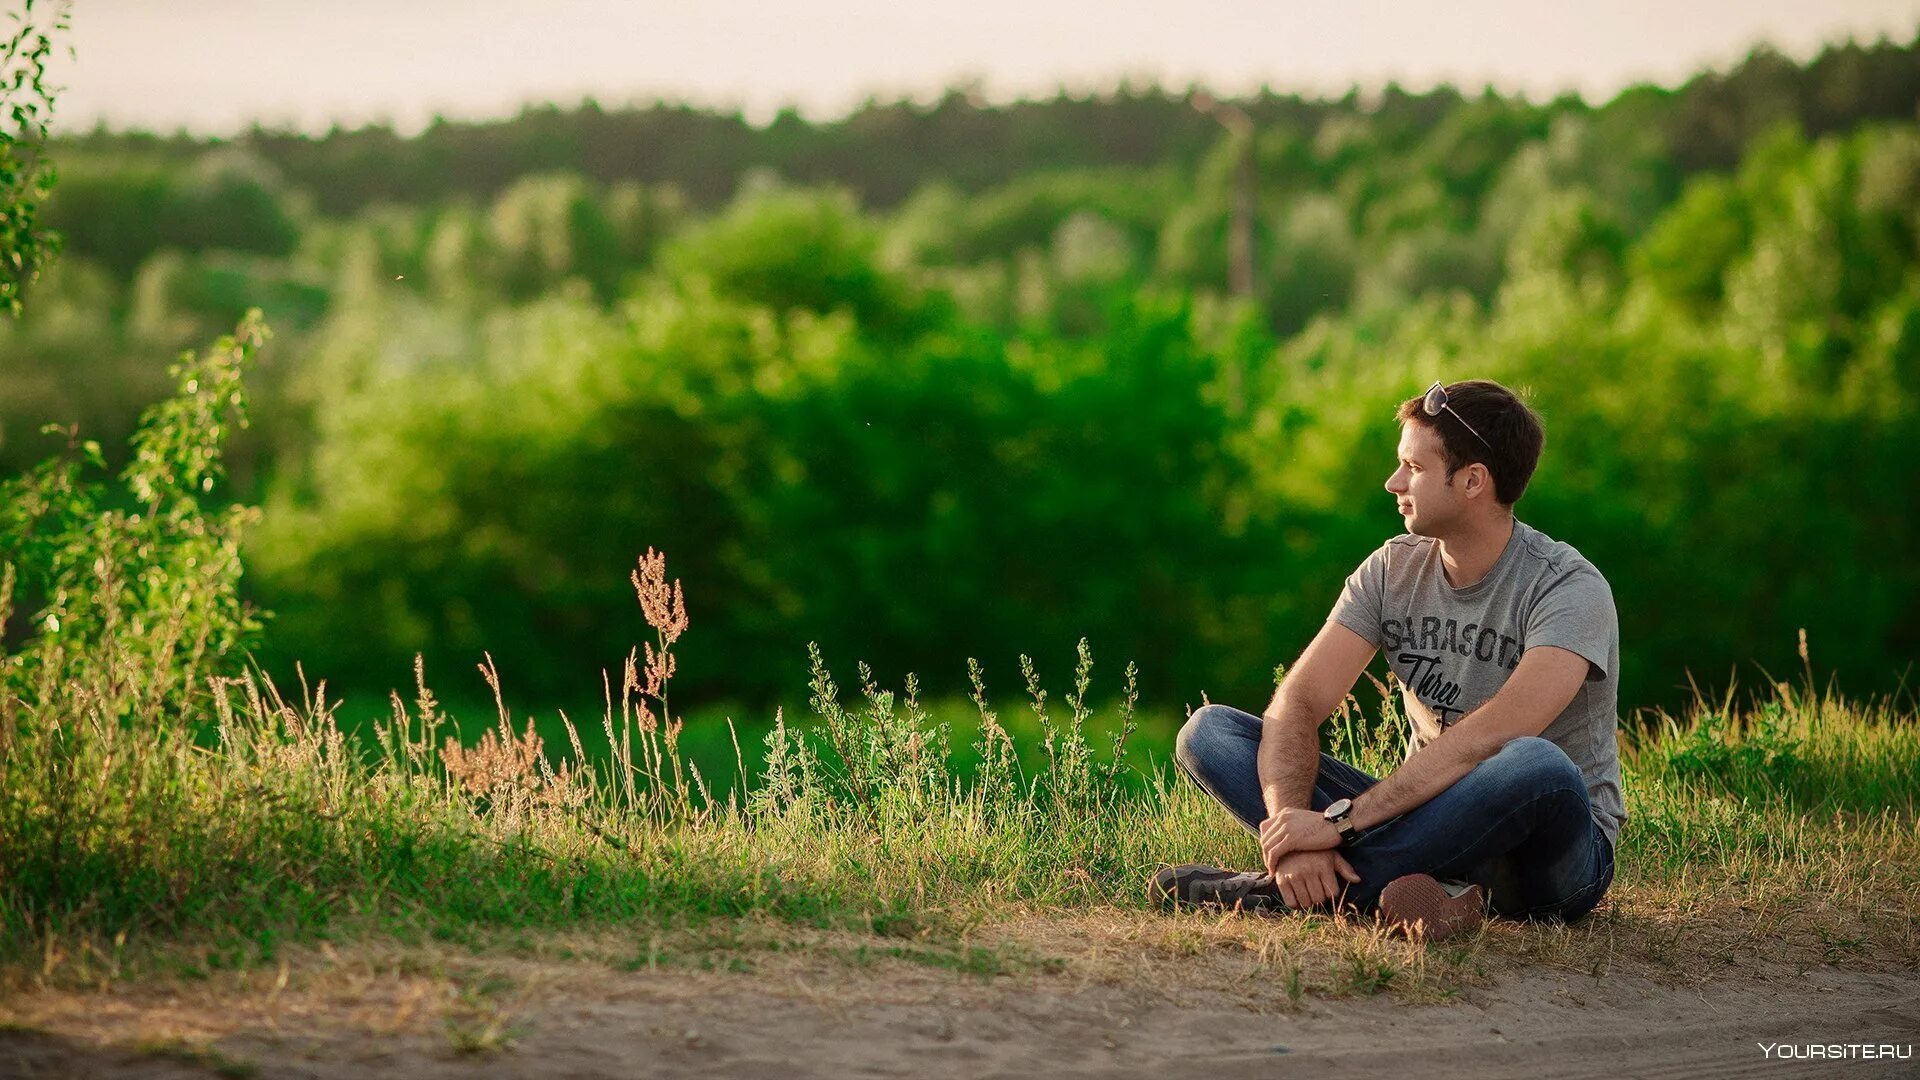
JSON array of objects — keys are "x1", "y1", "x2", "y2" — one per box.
[{"x1": 1379, "y1": 873, "x2": 1485, "y2": 941}]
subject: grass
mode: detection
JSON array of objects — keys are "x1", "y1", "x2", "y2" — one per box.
[
  {"x1": 0, "y1": 541, "x2": 1915, "y2": 1013},
  {"x1": 4, "y1": 308, "x2": 1900, "y2": 1014}
]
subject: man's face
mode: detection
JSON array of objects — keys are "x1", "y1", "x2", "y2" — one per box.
[{"x1": 1384, "y1": 421, "x2": 1467, "y2": 535}]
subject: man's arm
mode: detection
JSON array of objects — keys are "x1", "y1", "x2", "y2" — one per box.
[
  {"x1": 1346, "y1": 644, "x2": 1588, "y2": 830},
  {"x1": 1255, "y1": 622, "x2": 1376, "y2": 907},
  {"x1": 1263, "y1": 645, "x2": 1591, "y2": 858},
  {"x1": 1257, "y1": 621, "x2": 1377, "y2": 817}
]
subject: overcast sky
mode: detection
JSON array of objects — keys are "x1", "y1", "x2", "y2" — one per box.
[{"x1": 51, "y1": 0, "x2": 1920, "y2": 137}]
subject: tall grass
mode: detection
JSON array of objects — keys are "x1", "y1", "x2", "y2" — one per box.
[
  {"x1": 0, "y1": 326, "x2": 1198, "y2": 961},
  {"x1": 1617, "y1": 648, "x2": 1920, "y2": 948},
  {"x1": 4, "y1": 536, "x2": 1914, "y2": 979},
  {"x1": 0, "y1": 537, "x2": 1217, "y2": 965},
  {"x1": 1, "y1": 314, "x2": 1914, "y2": 986}
]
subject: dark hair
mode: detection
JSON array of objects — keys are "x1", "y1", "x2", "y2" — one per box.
[{"x1": 1395, "y1": 380, "x2": 1545, "y2": 506}]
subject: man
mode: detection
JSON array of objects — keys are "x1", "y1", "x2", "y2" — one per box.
[{"x1": 1153, "y1": 379, "x2": 1623, "y2": 940}]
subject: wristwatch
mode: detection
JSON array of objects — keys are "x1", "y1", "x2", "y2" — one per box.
[{"x1": 1323, "y1": 797, "x2": 1359, "y2": 845}]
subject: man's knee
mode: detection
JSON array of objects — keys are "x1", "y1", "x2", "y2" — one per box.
[
  {"x1": 1175, "y1": 703, "x2": 1246, "y2": 777},
  {"x1": 1489, "y1": 735, "x2": 1583, "y2": 790}
]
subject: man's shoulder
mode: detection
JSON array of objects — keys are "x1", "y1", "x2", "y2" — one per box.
[
  {"x1": 1379, "y1": 532, "x2": 1435, "y2": 558},
  {"x1": 1513, "y1": 521, "x2": 1612, "y2": 595},
  {"x1": 1361, "y1": 532, "x2": 1437, "y2": 577}
]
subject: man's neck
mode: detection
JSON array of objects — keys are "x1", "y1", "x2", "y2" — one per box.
[{"x1": 1436, "y1": 514, "x2": 1516, "y2": 590}]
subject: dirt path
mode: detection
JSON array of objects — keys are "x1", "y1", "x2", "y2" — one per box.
[{"x1": 4, "y1": 948, "x2": 1916, "y2": 1079}]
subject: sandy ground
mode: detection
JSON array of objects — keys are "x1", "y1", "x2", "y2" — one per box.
[{"x1": 2, "y1": 932, "x2": 1916, "y2": 1079}]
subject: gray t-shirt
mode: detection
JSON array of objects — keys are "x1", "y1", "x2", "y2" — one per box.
[{"x1": 1327, "y1": 518, "x2": 1626, "y2": 846}]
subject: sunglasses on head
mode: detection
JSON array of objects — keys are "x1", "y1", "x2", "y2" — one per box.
[{"x1": 1423, "y1": 381, "x2": 1492, "y2": 448}]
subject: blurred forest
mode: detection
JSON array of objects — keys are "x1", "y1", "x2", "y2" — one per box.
[{"x1": 5, "y1": 32, "x2": 1918, "y2": 718}]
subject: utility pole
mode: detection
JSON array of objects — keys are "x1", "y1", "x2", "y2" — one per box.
[
  {"x1": 1191, "y1": 90, "x2": 1256, "y2": 416},
  {"x1": 1191, "y1": 90, "x2": 1257, "y2": 302}
]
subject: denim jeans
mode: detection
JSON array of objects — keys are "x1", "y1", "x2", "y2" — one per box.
[{"x1": 1174, "y1": 703, "x2": 1614, "y2": 920}]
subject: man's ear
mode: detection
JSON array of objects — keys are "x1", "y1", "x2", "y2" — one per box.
[{"x1": 1465, "y1": 463, "x2": 1493, "y2": 500}]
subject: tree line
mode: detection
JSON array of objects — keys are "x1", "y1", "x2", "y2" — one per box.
[{"x1": 2, "y1": 30, "x2": 1915, "y2": 719}]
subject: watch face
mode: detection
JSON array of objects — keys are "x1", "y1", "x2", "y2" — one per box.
[{"x1": 1324, "y1": 798, "x2": 1352, "y2": 820}]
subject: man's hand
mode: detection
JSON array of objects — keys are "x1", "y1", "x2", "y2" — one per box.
[
  {"x1": 1260, "y1": 805, "x2": 1342, "y2": 865},
  {"x1": 1262, "y1": 847, "x2": 1360, "y2": 909}
]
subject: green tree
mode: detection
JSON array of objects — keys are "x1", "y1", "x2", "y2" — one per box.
[{"x1": 0, "y1": 0, "x2": 66, "y2": 314}]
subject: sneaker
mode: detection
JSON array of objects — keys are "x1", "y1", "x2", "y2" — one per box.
[
  {"x1": 1151, "y1": 864, "x2": 1288, "y2": 914},
  {"x1": 1378, "y1": 873, "x2": 1486, "y2": 941}
]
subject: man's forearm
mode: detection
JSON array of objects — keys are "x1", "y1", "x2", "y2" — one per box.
[
  {"x1": 1256, "y1": 689, "x2": 1322, "y2": 819},
  {"x1": 1349, "y1": 717, "x2": 1501, "y2": 830},
  {"x1": 1349, "y1": 645, "x2": 1590, "y2": 831}
]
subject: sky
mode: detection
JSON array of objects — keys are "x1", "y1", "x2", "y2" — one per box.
[{"x1": 50, "y1": 0, "x2": 1920, "y2": 137}]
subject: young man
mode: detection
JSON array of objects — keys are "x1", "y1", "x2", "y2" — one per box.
[{"x1": 1153, "y1": 379, "x2": 1623, "y2": 940}]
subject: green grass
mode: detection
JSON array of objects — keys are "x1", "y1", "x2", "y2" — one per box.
[
  {"x1": 6, "y1": 307, "x2": 1905, "y2": 1004},
  {"x1": 1, "y1": 547, "x2": 1914, "y2": 999},
  {"x1": 3, "y1": 655, "x2": 1915, "y2": 993}
]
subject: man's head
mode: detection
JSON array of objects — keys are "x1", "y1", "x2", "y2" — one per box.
[{"x1": 1385, "y1": 379, "x2": 1544, "y2": 536}]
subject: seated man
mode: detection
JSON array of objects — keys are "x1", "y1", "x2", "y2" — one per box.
[{"x1": 1154, "y1": 379, "x2": 1624, "y2": 940}]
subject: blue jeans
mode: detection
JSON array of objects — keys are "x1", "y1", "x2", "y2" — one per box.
[{"x1": 1174, "y1": 703, "x2": 1614, "y2": 920}]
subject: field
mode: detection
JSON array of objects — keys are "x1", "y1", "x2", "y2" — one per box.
[
  {"x1": 4, "y1": 14, "x2": 1919, "y2": 1074},
  {"x1": 1, "y1": 539, "x2": 1915, "y2": 1076}
]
